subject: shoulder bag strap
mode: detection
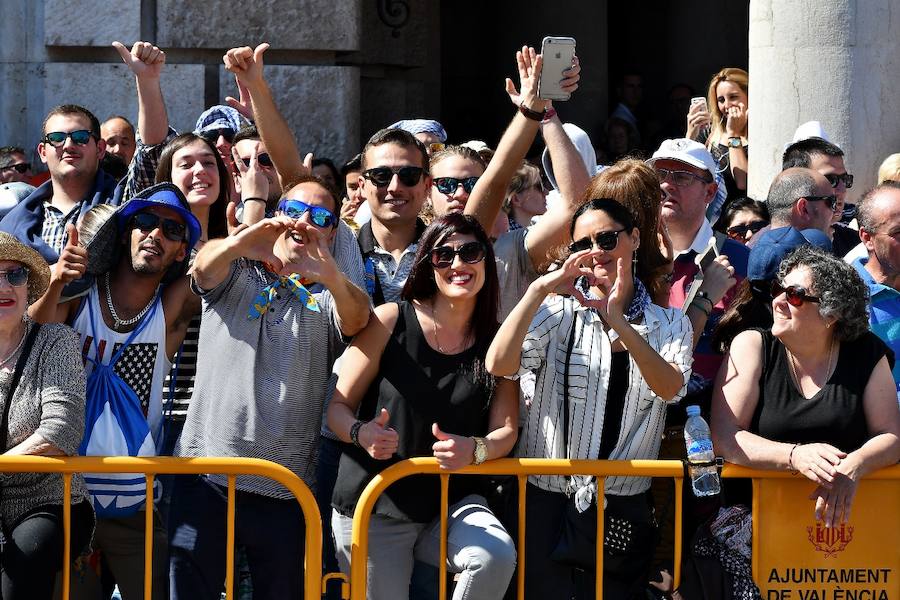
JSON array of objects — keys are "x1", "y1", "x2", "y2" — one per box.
[
  {"x1": 1, "y1": 323, "x2": 42, "y2": 454},
  {"x1": 561, "y1": 301, "x2": 578, "y2": 461}
]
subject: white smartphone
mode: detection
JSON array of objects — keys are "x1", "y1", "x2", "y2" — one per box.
[
  {"x1": 691, "y1": 96, "x2": 708, "y2": 112},
  {"x1": 538, "y1": 36, "x2": 576, "y2": 101}
]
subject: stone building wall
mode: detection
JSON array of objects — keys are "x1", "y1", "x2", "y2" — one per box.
[{"x1": 0, "y1": 0, "x2": 439, "y2": 168}]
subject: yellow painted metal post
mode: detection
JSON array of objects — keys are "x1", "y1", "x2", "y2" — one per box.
[
  {"x1": 594, "y1": 477, "x2": 605, "y2": 599},
  {"x1": 62, "y1": 473, "x2": 72, "y2": 600},
  {"x1": 144, "y1": 474, "x2": 155, "y2": 600},
  {"x1": 439, "y1": 474, "x2": 449, "y2": 600},
  {"x1": 673, "y1": 476, "x2": 684, "y2": 588},
  {"x1": 751, "y1": 478, "x2": 759, "y2": 585},
  {"x1": 226, "y1": 475, "x2": 237, "y2": 600},
  {"x1": 516, "y1": 475, "x2": 526, "y2": 600}
]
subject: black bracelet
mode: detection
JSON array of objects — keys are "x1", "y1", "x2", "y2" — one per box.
[
  {"x1": 349, "y1": 420, "x2": 364, "y2": 448},
  {"x1": 243, "y1": 197, "x2": 267, "y2": 203}
]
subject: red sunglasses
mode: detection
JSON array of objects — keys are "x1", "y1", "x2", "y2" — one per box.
[{"x1": 771, "y1": 281, "x2": 820, "y2": 307}]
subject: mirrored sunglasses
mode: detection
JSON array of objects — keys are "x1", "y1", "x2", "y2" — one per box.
[
  {"x1": 278, "y1": 199, "x2": 337, "y2": 228},
  {"x1": 362, "y1": 166, "x2": 425, "y2": 188},
  {"x1": 42, "y1": 130, "x2": 94, "y2": 147},
  {"x1": 430, "y1": 241, "x2": 486, "y2": 269},
  {"x1": 129, "y1": 212, "x2": 188, "y2": 242},
  {"x1": 433, "y1": 176, "x2": 479, "y2": 195},
  {"x1": 0, "y1": 266, "x2": 29, "y2": 287}
]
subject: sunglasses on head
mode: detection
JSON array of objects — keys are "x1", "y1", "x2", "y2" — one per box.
[
  {"x1": 568, "y1": 229, "x2": 627, "y2": 254},
  {"x1": 199, "y1": 128, "x2": 236, "y2": 144},
  {"x1": 1, "y1": 162, "x2": 30, "y2": 174},
  {"x1": 129, "y1": 212, "x2": 188, "y2": 243},
  {"x1": 433, "y1": 176, "x2": 479, "y2": 195},
  {"x1": 240, "y1": 153, "x2": 274, "y2": 168},
  {"x1": 655, "y1": 168, "x2": 712, "y2": 187},
  {"x1": 42, "y1": 130, "x2": 94, "y2": 147},
  {"x1": 277, "y1": 199, "x2": 337, "y2": 228},
  {"x1": 362, "y1": 166, "x2": 425, "y2": 188},
  {"x1": 0, "y1": 266, "x2": 29, "y2": 288},
  {"x1": 430, "y1": 241, "x2": 486, "y2": 269},
  {"x1": 771, "y1": 281, "x2": 820, "y2": 307},
  {"x1": 801, "y1": 194, "x2": 838, "y2": 211},
  {"x1": 726, "y1": 220, "x2": 767, "y2": 239},
  {"x1": 824, "y1": 173, "x2": 854, "y2": 189}
]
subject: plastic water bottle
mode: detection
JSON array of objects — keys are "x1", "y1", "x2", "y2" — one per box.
[{"x1": 684, "y1": 405, "x2": 720, "y2": 497}]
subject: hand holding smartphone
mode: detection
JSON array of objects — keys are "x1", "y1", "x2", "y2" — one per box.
[{"x1": 538, "y1": 36, "x2": 576, "y2": 101}]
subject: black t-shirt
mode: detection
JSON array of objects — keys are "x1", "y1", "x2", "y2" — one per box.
[{"x1": 332, "y1": 301, "x2": 491, "y2": 523}]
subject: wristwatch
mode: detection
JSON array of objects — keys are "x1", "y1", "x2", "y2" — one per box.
[
  {"x1": 472, "y1": 437, "x2": 488, "y2": 465},
  {"x1": 727, "y1": 137, "x2": 743, "y2": 148}
]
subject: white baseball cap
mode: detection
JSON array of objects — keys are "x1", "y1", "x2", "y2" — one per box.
[{"x1": 648, "y1": 138, "x2": 717, "y2": 179}]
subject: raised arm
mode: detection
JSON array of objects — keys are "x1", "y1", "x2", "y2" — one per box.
[
  {"x1": 464, "y1": 46, "x2": 579, "y2": 233},
  {"x1": 113, "y1": 40, "x2": 169, "y2": 146},
  {"x1": 29, "y1": 224, "x2": 83, "y2": 324},
  {"x1": 223, "y1": 43, "x2": 311, "y2": 188}
]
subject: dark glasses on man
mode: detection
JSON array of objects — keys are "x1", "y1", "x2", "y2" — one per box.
[
  {"x1": 430, "y1": 241, "x2": 486, "y2": 269},
  {"x1": 824, "y1": 173, "x2": 854, "y2": 189},
  {"x1": 726, "y1": 221, "x2": 767, "y2": 239},
  {"x1": 42, "y1": 130, "x2": 94, "y2": 147},
  {"x1": 771, "y1": 281, "x2": 820, "y2": 307},
  {"x1": 568, "y1": 229, "x2": 627, "y2": 254},
  {"x1": 433, "y1": 176, "x2": 479, "y2": 195},
  {"x1": 1, "y1": 163, "x2": 30, "y2": 174},
  {"x1": 240, "y1": 153, "x2": 274, "y2": 168},
  {"x1": 129, "y1": 213, "x2": 188, "y2": 242},
  {"x1": 277, "y1": 199, "x2": 337, "y2": 228},
  {"x1": 801, "y1": 195, "x2": 838, "y2": 210},
  {"x1": 655, "y1": 168, "x2": 712, "y2": 187},
  {"x1": 199, "y1": 128, "x2": 236, "y2": 144},
  {"x1": 362, "y1": 166, "x2": 425, "y2": 188},
  {"x1": 0, "y1": 267, "x2": 29, "y2": 288}
]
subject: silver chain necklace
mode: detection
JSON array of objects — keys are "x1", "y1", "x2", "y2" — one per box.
[
  {"x1": 104, "y1": 272, "x2": 158, "y2": 330},
  {"x1": 0, "y1": 324, "x2": 27, "y2": 369}
]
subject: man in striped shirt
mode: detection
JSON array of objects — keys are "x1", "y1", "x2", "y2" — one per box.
[{"x1": 851, "y1": 181, "x2": 900, "y2": 404}]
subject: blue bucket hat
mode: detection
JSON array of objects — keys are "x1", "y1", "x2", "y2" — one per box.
[
  {"x1": 86, "y1": 182, "x2": 201, "y2": 276},
  {"x1": 747, "y1": 226, "x2": 832, "y2": 282}
]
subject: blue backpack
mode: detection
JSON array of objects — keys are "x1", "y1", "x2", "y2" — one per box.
[{"x1": 79, "y1": 298, "x2": 163, "y2": 518}]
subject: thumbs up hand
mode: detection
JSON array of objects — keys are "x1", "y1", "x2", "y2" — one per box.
[
  {"x1": 51, "y1": 224, "x2": 88, "y2": 284},
  {"x1": 432, "y1": 423, "x2": 476, "y2": 471},
  {"x1": 360, "y1": 408, "x2": 399, "y2": 460}
]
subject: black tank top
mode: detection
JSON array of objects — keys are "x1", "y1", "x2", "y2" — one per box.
[{"x1": 332, "y1": 301, "x2": 491, "y2": 523}]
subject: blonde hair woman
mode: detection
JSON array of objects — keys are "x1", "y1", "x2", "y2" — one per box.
[{"x1": 877, "y1": 153, "x2": 900, "y2": 184}]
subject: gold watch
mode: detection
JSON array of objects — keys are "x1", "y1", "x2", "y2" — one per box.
[{"x1": 472, "y1": 437, "x2": 488, "y2": 465}]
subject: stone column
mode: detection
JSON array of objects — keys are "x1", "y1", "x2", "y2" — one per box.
[{"x1": 748, "y1": 0, "x2": 900, "y2": 201}]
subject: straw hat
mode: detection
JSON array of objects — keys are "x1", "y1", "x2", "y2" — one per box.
[{"x1": 0, "y1": 232, "x2": 51, "y2": 303}]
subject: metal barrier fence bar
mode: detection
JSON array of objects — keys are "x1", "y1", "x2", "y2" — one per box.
[
  {"x1": 0, "y1": 456, "x2": 323, "y2": 600},
  {"x1": 351, "y1": 458, "x2": 900, "y2": 600}
]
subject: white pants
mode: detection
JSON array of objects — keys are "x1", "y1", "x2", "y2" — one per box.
[{"x1": 332, "y1": 494, "x2": 516, "y2": 600}]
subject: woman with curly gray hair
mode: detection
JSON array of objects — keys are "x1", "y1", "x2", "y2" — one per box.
[{"x1": 712, "y1": 246, "x2": 900, "y2": 526}]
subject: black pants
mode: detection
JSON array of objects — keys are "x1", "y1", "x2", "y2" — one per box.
[
  {"x1": 504, "y1": 484, "x2": 656, "y2": 600},
  {"x1": 1, "y1": 500, "x2": 94, "y2": 600}
]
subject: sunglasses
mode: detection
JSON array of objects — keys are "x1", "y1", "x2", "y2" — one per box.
[
  {"x1": 824, "y1": 173, "x2": 854, "y2": 189},
  {"x1": 362, "y1": 166, "x2": 425, "y2": 188},
  {"x1": 771, "y1": 281, "x2": 820, "y2": 307},
  {"x1": 0, "y1": 266, "x2": 29, "y2": 288},
  {"x1": 199, "y1": 128, "x2": 236, "y2": 144},
  {"x1": 1, "y1": 162, "x2": 30, "y2": 174},
  {"x1": 129, "y1": 212, "x2": 188, "y2": 242},
  {"x1": 430, "y1": 241, "x2": 486, "y2": 269},
  {"x1": 655, "y1": 168, "x2": 712, "y2": 187},
  {"x1": 726, "y1": 221, "x2": 767, "y2": 239},
  {"x1": 277, "y1": 199, "x2": 337, "y2": 228},
  {"x1": 801, "y1": 195, "x2": 838, "y2": 211},
  {"x1": 568, "y1": 229, "x2": 627, "y2": 254},
  {"x1": 42, "y1": 130, "x2": 94, "y2": 147},
  {"x1": 240, "y1": 153, "x2": 274, "y2": 168},
  {"x1": 433, "y1": 176, "x2": 479, "y2": 195}
]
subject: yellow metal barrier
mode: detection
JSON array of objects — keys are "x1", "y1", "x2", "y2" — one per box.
[
  {"x1": 350, "y1": 458, "x2": 900, "y2": 600},
  {"x1": 0, "y1": 456, "x2": 323, "y2": 600}
]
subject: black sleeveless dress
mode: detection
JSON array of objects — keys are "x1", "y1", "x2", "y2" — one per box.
[{"x1": 332, "y1": 301, "x2": 491, "y2": 523}]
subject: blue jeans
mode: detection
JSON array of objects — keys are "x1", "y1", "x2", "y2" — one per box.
[{"x1": 168, "y1": 475, "x2": 306, "y2": 600}]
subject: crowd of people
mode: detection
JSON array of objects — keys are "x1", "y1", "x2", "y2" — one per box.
[{"x1": 0, "y1": 37, "x2": 899, "y2": 600}]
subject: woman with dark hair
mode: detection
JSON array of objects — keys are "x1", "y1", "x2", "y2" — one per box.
[
  {"x1": 717, "y1": 197, "x2": 769, "y2": 244},
  {"x1": 487, "y1": 198, "x2": 693, "y2": 599},
  {"x1": 154, "y1": 132, "x2": 230, "y2": 243},
  {"x1": 713, "y1": 246, "x2": 900, "y2": 525},
  {"x1": 328, "y1": 213, "x2": 518, "y2": 599}
]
